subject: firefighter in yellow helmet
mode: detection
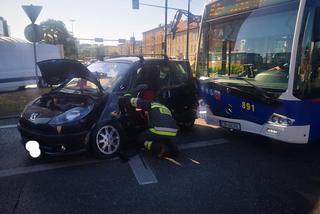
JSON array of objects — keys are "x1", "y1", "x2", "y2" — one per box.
[{"x1": 123, "y1": 94, "x2": 179, "y2": 158}]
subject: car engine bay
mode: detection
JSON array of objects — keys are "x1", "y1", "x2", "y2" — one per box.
[{"x1": 35, "y1": 93, "x2": 95, "y2": 112}]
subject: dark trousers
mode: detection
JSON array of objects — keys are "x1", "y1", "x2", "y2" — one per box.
[{"x1": 137, "y1": 129, "x2": 178, "y2": 157}]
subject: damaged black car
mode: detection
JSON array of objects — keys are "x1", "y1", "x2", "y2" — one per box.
[{"x1": 18, "y1": 57, "x2": 197, "y2": 158}]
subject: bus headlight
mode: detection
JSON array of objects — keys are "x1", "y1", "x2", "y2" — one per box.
[{"x1": 268, "y1": 113, "x2": 295, "y2": 126}]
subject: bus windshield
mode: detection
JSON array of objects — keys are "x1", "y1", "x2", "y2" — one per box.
[{"x1": 197, "y1": 0, "x2": 299, "y2": 92}]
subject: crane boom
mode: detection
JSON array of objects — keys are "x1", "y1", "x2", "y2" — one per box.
[{"x1": 170, "y1": 10, "x2": 201, "y2": 40}]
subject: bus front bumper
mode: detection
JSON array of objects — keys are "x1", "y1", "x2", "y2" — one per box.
[{"x1": 202, "y1": 114, "x2": 310, "y2": 144}]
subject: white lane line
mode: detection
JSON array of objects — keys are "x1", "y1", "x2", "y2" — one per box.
[
  {"x1": 128, "y1": 154, "x2": 158, "y2": 185},
  {"x1": 0, "y1": 138, "x2": 231, "y2": 178},
  {"x1": 128, "y1": 138, "x2": 230, "y2": 185},
  {"x1": 178, "y1": 138, "x2": 230, "y2": 150},
  {"x1": 0, "y1": 159, "x2": 107, "y2": 178},
  {"x1": 0, "y1": 124, "x2": 17, "y2": 129}
]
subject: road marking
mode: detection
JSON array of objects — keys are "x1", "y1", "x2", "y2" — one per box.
[
  {"x1": 0, "y1": 138, "x2": 231, "y2": 178},
  {"x1": 128, "y1": 138, "x2": 230, "y2": 185},
  {"x1": 178, "y1": 138, "x2": 230, "y2": 150},
  {"x1": 0, "y1": 124, "x2": 17, "y2": 129},
  {"x1": 0, "y1": 159, "x2": 106, "y2": 178},
  {"x1": 128, "y1": 154, "x2": 158, "y2": 185}
]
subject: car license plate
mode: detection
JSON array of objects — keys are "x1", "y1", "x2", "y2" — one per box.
[{"x1": 219, "y1": 120, "x2": 241, "y2": 130}]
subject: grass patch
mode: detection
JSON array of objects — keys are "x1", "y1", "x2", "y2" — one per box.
[{"x1": 0, "y1": 88, "x2": 50, "y2": 117}]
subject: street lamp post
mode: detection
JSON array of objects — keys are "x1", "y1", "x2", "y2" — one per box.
[
  {"x1": 186, "y1": 0, "x2": 190, "y2": 60},
  {"x1": 153, "y1": 36, "x2": 155, "y2": 56},
  {"x1": 69, "y1": 19, "x2": 75, "y2": 35},
  {"x1": 69, "y1": 19, "x2": 76, "y2": 59},
  {"x1": 131, "y1": 34, "x2": 135, "y2": 55},
  {"x1": 164, "y1": 0, "x2": 168, "y2": 56}
]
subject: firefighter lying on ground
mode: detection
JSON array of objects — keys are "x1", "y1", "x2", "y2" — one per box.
[{"x1": 121, "y1": 94, "x2": 179, "y2": 158}]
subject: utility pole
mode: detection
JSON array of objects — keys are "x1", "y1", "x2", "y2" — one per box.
[
  {"x1": 153, "y1": 36, "x2": 155, "y2": 56},
  {"x1": 132, "y1": 33, "x2": 135, "y2": 55},
  {"x1": 164, "y1": 0, "x2": 168, "y2": 56},
  {"x1": 186, "y1": 0, "x2": 190, "y2": 60},
  {"x1": 69, "y1": 19, "x2": 76, "y2": 59},
  {"x1": 69, "y1": 19, "x2": 75, "y2": 35}
]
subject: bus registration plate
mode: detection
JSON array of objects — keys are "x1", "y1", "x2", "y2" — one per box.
[{"x1": 219, "y1": 120, "x2": 241, "y2": 130}]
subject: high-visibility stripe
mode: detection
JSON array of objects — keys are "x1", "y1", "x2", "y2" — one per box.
[
  {"x1": 151, "y1": 104, "x2": 165, "y2": 109},
  {"x1": 144, "y1": 141, "x2": 153, "y2": 150},
  {"x1": 149, "y1": 128, "x2": 177, "y2": 137},
  {"x1": 151, "y1": 104, "x2": 172, "y2": 115},
  {"x1": 124, "y1": 93, "x2": 132, "y2": 97},
  {"x1": 130, "y1": 98, "x2": 138, "y2": 107},
  {"x1": 159, "y1": 107, "x2": 172, "y2": 116},
  {"x1": 154, "y1": 126, "x2": 178, "y2": 133}
]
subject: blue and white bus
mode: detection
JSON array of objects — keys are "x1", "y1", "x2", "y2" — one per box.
[{"x1": 196, "y1": 0, "x2": 320, "y2": 144}]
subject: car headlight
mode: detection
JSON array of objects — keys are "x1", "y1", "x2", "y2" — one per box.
[
  {"x1": 267, "y1": 113, "x2": 295, "y2": 126},
  {"x1": 21, "y1": 98, "x2": 39, "y2": 118},
  {"x1": 49, "y1": 105, "x2": 93, "y2": 125}
]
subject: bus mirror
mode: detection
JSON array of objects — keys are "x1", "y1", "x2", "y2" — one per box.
[{"x1": 313, "y1": 8, "x2": 320, "y2": 42}]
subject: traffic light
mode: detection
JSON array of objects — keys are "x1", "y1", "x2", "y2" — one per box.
[{"x1": 132, "y1": 0, "x2": 139, "y2": 9}]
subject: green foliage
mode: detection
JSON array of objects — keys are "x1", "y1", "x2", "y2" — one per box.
[
  {"x1": 208, "y1": 65, "x2": 221, "y2": 73},
  {"x1": 230, "y1": 64, "x2": 244, "y2": 74},
  {"x1": 40, "y1": 19, "x2": 78, "y2": 59},
  {"x1": 208, "y1": 64, "x2": 245, "y2": 75}
]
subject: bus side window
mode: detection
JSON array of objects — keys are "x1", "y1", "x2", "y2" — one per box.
[
  {"x1": 311, "y1": 8, "x2": 320, "y2": 83},
  {"x1": 294, "y1": 7, "x2": 315, "y2": 96},
  {"x1": 296, "y1": 6, "x2": 320, "y2": 97}
]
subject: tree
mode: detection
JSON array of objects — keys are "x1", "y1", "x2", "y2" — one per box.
[{"x1": 40, "y1": 19, "x2": 77, "y2": 59}]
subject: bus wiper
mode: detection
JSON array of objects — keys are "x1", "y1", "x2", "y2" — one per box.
[{"x1": 227, "y1": 76, "x2": 276, "y2": 103}]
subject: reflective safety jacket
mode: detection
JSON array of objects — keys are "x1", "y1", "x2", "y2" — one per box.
[{"x1": 130, "y1": 98, "x2": 178, "y2": 137}]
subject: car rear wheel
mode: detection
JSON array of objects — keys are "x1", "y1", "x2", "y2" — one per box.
[{"x1": 91, "y1": 122, "x2": 124, "y2": 159}]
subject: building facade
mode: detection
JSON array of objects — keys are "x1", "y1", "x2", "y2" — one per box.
[
  {"x1": 143, "y1": 25, "x2": 165, "y2": 56},
  {"x1": 118, "y1": 39, "x2": 143, "y2": 56},
  {"x1": 167, "y1": 21, "x2": 199, "y2": 64},
  {"x1": 104, "y1": 45, "x2": 120, "y2": 57},
  {"x1": 142, "y1": 20, "x2": 199, "y2": 64},
  {"x1": 78, "y1": 39, "x2": 142, "y2": 59}
]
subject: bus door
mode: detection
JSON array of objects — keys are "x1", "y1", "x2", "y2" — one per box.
[{"x1": 292, "y1": 1, "x2": 320, "y2": 141}]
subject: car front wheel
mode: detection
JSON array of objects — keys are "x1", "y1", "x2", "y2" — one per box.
[{"x1": 91, "y1": 122, "x2": 124, "y2": 159}]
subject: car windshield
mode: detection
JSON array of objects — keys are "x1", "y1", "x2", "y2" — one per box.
[
  {"x1": 87, "y1": 61, "x2": 131, "y2": 92},
  {"x1": 59, "y1": 77, "x2": 100, "y2": 95}
]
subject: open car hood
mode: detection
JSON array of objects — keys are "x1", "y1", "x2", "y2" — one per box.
[{"x1": 37, "y1": 59, "x2": 101, "y2": 88}]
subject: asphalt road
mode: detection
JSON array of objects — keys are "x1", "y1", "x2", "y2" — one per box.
[{"x1": 1, "y1": 118, "x2": 320, "y2": 214}]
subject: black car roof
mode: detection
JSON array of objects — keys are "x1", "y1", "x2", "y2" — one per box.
[
  {"x1": 105, "y1": 57, "x2": 140, "y2": 63},
  {"x1": 105, "y1": 57, "x2": 188, "y2": 64}
]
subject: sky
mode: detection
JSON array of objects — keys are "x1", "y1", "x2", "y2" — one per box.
[{"x1": 1, "y1": 0, "x2": 206, "y2": 45}]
